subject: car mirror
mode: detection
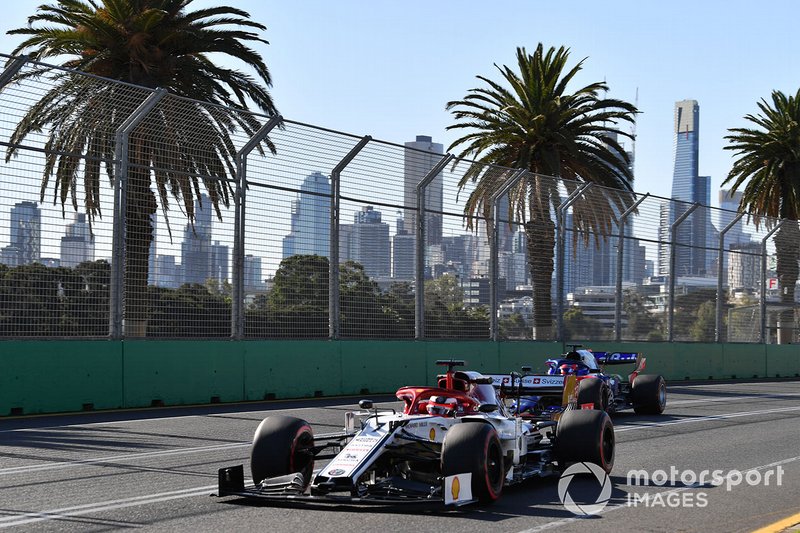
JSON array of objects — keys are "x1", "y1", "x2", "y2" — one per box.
[{"x1": 359, "y1": 399, "x2": 374, "y2": 410}]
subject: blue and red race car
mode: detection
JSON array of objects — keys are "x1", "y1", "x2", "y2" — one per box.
[{"x1": 512, "y1": 345, "x2": 667, "y2": 417}]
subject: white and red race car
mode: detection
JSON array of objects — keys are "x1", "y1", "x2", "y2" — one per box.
[{"x1": 218, "y1": 360, "x2": 614, "y2": 507}]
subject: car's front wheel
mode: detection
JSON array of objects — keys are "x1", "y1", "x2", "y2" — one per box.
[
  {"x1": 441, "y1": 422, "x2": 504, "y2": 504},
  {"x1": 250, "y1": 415, "x2": 314, "y2": 486}
]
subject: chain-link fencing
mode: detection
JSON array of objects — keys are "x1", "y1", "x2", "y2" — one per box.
[{"x1": 0, "y1": 54, "x2": 797, "y2": 342}]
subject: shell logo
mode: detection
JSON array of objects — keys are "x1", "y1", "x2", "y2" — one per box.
[
  {"x1": 429, "y1": 427, "x2": 436, "y2": 440},
  {"x1": 451, "y1": 476, "x2": 461, "y2": 501}
]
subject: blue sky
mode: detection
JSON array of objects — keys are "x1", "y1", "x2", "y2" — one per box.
[{"x1": 1, "y1": 0, "x2": 799, "y2": 204}]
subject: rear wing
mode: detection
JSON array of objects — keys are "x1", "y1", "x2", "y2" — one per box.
[
  {"x1": 595, "y1": 352, "x2": 647, "y2": 383},
  {"x1": 595, "y1": 352, "x2": 640, "y2": 365}
]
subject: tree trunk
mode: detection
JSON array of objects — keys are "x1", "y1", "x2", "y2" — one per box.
[
  {"x1": 525, "y1": 215, "x2": 555, "y2": 340},
  {"x1": 124, "y1": 151, "x2": 156, "y2": 338},
  {"x1": 774, "y1": 220, "x2": 799, "y2": 344}
]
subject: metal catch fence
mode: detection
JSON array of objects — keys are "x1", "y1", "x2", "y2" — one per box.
[{"x1": 0, "y1": 54, "x2": 797, "y2": 342}]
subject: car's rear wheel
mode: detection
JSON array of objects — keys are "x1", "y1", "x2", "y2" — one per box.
[
  {"x1": 250, "y1": 415, "x2": 314, "y2": 486},
  {"x1": 631, "y1": 374, "x2": 667, "y2": 414},
  {"x1": 577, "y1": 378, "x2": 607, "y2": 411},
  {"x1": 555, "y1": 409, "x2": 615, "y2": 474},
  {"x1": 441, "y1": 422, "x2": 504, "y2": 504}
]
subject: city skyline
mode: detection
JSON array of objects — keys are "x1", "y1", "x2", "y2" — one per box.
[{"x1": 0, "y1": 113, "x2": 781, "y2": 304}]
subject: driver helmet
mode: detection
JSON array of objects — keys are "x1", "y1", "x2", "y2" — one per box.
[{"x1": 426, "y1": 396, "x2": 458, "y2": 416}]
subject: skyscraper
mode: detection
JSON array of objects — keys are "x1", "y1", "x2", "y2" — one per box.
[
  {"x1": 60, "y1": 213, "x2": 95, "y2": 267},
  {"x1": 181, "y1": 194, "x2": 213, "y2": 284},
  {"x1": 1, "y1": 201, "x2": 41, "y2": 266},
  {"x1": 403, "y1": 136, "x2": 444, "y2": 246},
  {"x1": 392, "y1": 213, "x2": 415, "y2": 280},
  {"x1": 210, "y1": 241, "x2": 230, "y2": 285},
  {"x1": 658, "y1": 100, "x2": 714, "y2": 276},
  {"x1": 244, "y1": 254, "x2": 264, "y2": 292},
  {"x1": 719, "y1": 189, "x2": 748, "y2": 246},
  {"x1": 342, "y1": 206, "x2": 390, "y2": 278},
  {"x1": 282, "y1": 171, "x2": 331, "y2": 258},
  {"x1": 148, "y1": 213, "x2": 157, "y2": 285}
]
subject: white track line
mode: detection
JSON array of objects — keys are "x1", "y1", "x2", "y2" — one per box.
[
  {"x1": 0, "y1": 485, "x2": 217, "y2": 528},
  {"x1": 667, "y1": 392, "x2": 800, "y2": 406},
  {"x1": 615, "y1": 405, "x2": 800, "y2": 433},
  {"x1": 0, "y1": 442, "x2": 248, "y2": 476}
]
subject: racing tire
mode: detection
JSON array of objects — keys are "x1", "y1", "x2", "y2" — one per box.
[
  {"x1": 250, "y1": 415, "x2": 314, "y2": 486},
  {"x1": 441, "y1": 423, "x2": 504, "y2": 504},
  {"x1": 577, "y1": 378, "x2": 607, "y2": 411},
  {"x1": 631, "y1": 374, "x2": 667, "y2": 415},
  {"x1": 555, "y1": 409, "x2": 615, "y2": 474}
]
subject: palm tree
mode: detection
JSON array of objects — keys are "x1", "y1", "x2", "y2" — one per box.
[
  {"x1": 724, "y1": 89, "x2": 800, "y2": 343},
  {"x1": 446, "y1": 44, "x2": 637, "y2": 339},
  {"x1": 5, "y1": 0, "x2": 278, "y2": 336}
]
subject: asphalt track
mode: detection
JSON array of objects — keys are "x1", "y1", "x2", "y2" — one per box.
[{"x1": 1, "y1": 380, "x2": 799, "y2": 532}]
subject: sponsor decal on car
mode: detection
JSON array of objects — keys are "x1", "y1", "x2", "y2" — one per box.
[
  {"x1": 321, "y1": 434, "x2": 382, "y2": 477},
  {"x1": 487, "y1": 374, "x2": 566, "y2": 388},
  {"x1": 444, "y1": 473, "x2": 473, "y2": 505}
]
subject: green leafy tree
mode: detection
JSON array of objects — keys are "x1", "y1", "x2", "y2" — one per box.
[
  {"x1": 0, "y1": 260, "x2": 110, "y2": 336},
  {"x1": 562, "y1": 307, "x2": 605, "y2": 341},
  {"x1": 6, "y1": 0, "x2": 278, "y2": 336},
  {"x1": 623, "y1": 290, "x2": 663, "y2": 341},
  {"x1": 673, "y1": 288, "x2": 717, "y2": 342},
  {"x1": 380, "y1": 282, "x2": 415, "y2": 338},
  {"x1": 266, "y1": 254, "x2": 328, "y2": 337},
  {"x1": 724, "y1": 89, "x2": 800, "y2": 343},
  {"x1": 425, "y1": 274, "x2": 489, "y2": 339},
  {"x1": 499, "y1": 312, "x2": 531, "y2": 339},
  {"x1": 690, "y1": 300, "x2": 717, "y2": 342},
  {"x1": 148, "y1": 283, "x2": 229, "y2": 337},
  {"x1": 446, "y1": 44, "x2": 637, "y2": 340},
  {"x1": 339, "y1": 260, "x2": 388, "y2": 338}
]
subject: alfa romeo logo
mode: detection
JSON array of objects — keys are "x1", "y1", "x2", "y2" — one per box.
[{"x1": 557, "y1": 462, "x2": 612, "y2": 515}]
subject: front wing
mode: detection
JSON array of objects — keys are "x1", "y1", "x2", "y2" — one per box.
[{"x1": 217, "y1": 464, "x2": 477, "y2": 507}]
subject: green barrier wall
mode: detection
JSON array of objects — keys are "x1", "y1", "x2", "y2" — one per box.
[
  {"x1": 0, "y1": 340, "x2": 123, "y2": 414},
  {"x1": 0, "y1": 340, "x2": 798, "y2": 416}
]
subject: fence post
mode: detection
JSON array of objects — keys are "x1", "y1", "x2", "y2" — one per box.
[
  {"x1": 614, "y1": 193, "x2": 649, "y2": 341},
  {"x1": 715, "y1": 212, "x2": 745, "y2": 342},
  {"x1": 0, "y1": 55, "x2": 29, "y2": 90},
  {"x1": 556, "y1": 183, "x2": 593, "y2": 342},
  {"x1": 760, "y1": 220, "x2": 784, "y2": 343},
  {"x1": 414, "y1": 154, "x2": 453, "y2": 340},
  {"x1": 489, "y1": 169, "x2": 527, "y2": 341},
  {"x1": 232, "y1": 115, "x2": 282, "y2": 339},
  {"x1": 667, "y1": 202, "x2": 700, "y2": 342},
  {"x1": 329, "y1": 136, "x2": 371, "y2": 339},
  {"x1": 109, "y1": 88, "x2": 167, "y2": 339}
]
